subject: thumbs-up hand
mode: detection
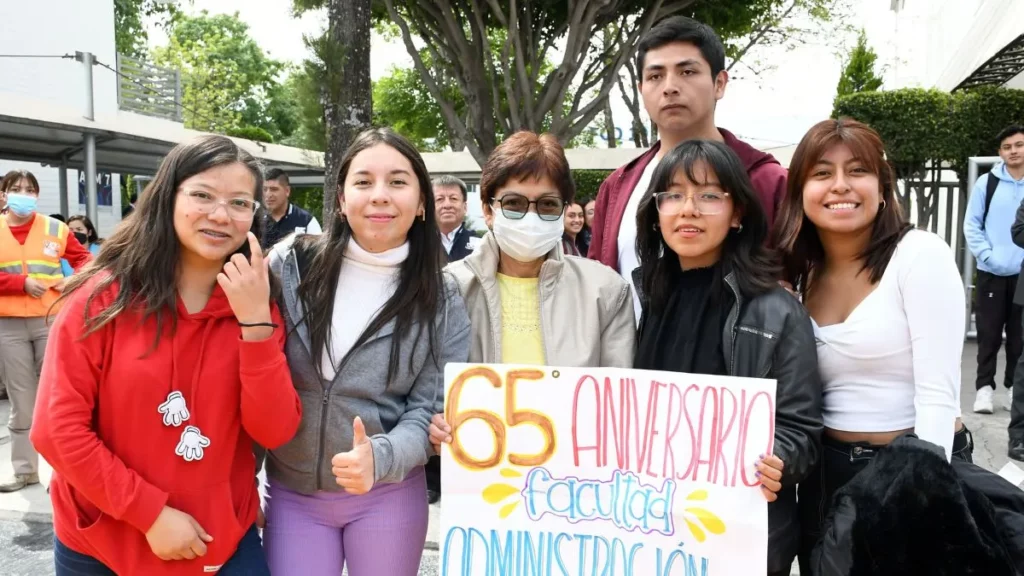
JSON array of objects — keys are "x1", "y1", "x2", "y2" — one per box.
[{"x1": 331, "y1": 417, "x2": 376, "y2": 494}]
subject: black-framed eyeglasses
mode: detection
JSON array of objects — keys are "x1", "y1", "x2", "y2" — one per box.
[{"x1": 490, "y1": 193, "x2": 566, "y2": 221}]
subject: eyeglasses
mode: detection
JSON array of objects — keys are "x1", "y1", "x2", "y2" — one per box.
[
  {"x1": 182, "y1": 190, "x2": 260, "y2": 221},
  {"x1": 490, "y1": 193, "x2": 566, "y2": 221},
  {"x1": 653, "y1": 190, "x2": 730, "y2": 215}
]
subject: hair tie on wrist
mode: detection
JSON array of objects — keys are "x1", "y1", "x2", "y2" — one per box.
[{"x1": 238, "y1": 321, "x2": 279, "y2": 329}]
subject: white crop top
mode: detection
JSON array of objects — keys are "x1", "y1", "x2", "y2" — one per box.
[{"x1": 812, "y1": 229, "x2": 965, "y2": 460}]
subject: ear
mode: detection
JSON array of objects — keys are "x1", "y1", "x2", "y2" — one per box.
[
  {"x1": 337, "y1": 191, "x2": 347, "y2": 219},
  {"x1": 714, "y1": 69, "x2": 729, "y2": 101},
  {"x1": 730, "y1": 206, "x2": 744, "y2": 229},
  {"x1": 482, "y1": 199, "x2": 495, "y2": 229}
]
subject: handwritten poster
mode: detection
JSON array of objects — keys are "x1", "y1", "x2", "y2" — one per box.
[{"x1": 439, "y1": 364, "x2": 777, "y2": 576}]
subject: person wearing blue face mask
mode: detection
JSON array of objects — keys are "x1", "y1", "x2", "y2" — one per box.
[{"x1": 0, "y1": 170, "x2": 93, "y2": 492}]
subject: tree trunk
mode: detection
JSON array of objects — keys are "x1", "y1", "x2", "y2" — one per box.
[
  {"x1": 322, "y1": 0, "x2": 372, "y2": 222},
  {"x1": 603, "y1": 97, "x2": 617, "y2": 148}
]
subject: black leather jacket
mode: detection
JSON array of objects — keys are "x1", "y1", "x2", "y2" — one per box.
[{"x1": 637, "y1": 268, "x2": 823, "y2": 573}]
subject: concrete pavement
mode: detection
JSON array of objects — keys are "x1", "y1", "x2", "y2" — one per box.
[{"x1": 1, "y1": 342, "x2": 1022, "y2": 575}]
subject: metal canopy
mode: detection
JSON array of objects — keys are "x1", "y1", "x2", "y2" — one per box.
[
  {"x1": 955, "y1": 33, "x2": 1024, "y2": 91},
  {"x1": 0, "y1": 91, "x2": 325, "y2": 177}
]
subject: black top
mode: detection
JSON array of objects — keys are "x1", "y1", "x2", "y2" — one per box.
[
  {"x1": 634, "y1": 264, "x2": 730, "y2": 375},
  {"x1": 446, "y1": 226, "x2": 476, "y2": 262},
  {"x1": 261, "y1": 203, "x2": 315, "y2": 249},
  {"x1": 576, "y1": 227, "x2": 592, "y2": 258}
]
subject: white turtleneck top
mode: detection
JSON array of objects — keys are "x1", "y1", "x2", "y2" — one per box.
[{"x1": 321, "y1": 240, "x2": 409, "y2": 380}]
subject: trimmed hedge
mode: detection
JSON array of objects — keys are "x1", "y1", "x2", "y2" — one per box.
[
  {"x1": 833, "y1": 87, "x2": 1024, "y2": 175},
  {"x1": 572, "y1": 169, "x2": 613, "y2": 204}
]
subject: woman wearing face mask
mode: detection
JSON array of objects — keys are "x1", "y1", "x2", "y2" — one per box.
[
  {"x1": 30, "y1": 135, "x2": 302, "y2": 575},
  {"x1": 442, "y1": 131, "x2": 634, "y2": 368},
  {"x1": 633, "y1": 140, "x2": 822, "y2": 576},
  {"x1": 61, "y1": 215, "x2": 102, "y2": 277},
  {"x1": 262, "y1": 128, "x2": 470, "y2": 576},
  {"x1": 0, "y1": 170, "x2": 93, "y2": 494},
  {"x1": 561, "y1": 201, "x2": 585, "y2": 256},
  {"x1": 428, "y1": 132, "x2": 635, "y2": 458},
  {"x1": 771, "y1": 119, "x2": 969, "y2": 572}
]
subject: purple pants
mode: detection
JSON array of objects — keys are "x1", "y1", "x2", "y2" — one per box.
[{"x1": 263, "y1": 467, "x2": 428, "y2": 576}]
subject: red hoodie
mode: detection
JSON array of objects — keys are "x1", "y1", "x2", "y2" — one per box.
[
  {"x1": 31, "y1": 277, "x2": 302, "y2": 575},
  {"x1": 588, "y1": 128, "x2": 788, "y2": 271}
]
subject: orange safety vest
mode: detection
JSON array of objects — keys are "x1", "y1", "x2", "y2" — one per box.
[{"x1": 0, "y1": 213, "x2": 69, "y2": 318}]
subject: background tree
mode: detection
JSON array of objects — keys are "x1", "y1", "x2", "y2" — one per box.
[
  {"x1": 373, "y1": 60, "x2": 463, "y2": 152},
  {"x1": 279, "y1": 67, "x2": 328, "y2": 151},
  {"x1": 151, "y1": 11, "x2": 297, "y2": 141},
  {"x1": 836, "y1": 28, "x2": 883, "y2": 97},
  {"x1": 376, "y1": 0, "x2": 849, "y2": 164},
  {"x1": 114, "y1": 0, "x2": 185, "y2": 60},
  {"x1": 293, "y1": 0, "x2": 373, "y2": 214},
  {"x1": 371, "y1": 35, "x2": 600, "y2": 151}
]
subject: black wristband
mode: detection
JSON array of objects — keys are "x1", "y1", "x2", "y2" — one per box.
[{"x1": 238, "y1": 321, "x2": 279, "y2": 329}]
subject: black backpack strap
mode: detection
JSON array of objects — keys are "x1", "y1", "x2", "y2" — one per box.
[{"x1": 982, "y1": 173, "x2": 1000, "y2": 230}]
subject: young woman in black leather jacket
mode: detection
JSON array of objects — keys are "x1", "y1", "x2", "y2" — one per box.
[{"x1": 633, "y1": 139, "x2": 823, "y2": 576}]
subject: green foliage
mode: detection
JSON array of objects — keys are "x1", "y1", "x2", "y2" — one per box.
[
  {"x1": 151, "y1": 11, "x2": 295, "y2": 140},
  {"x1": 226, "y1": 125, "x2": 275, "y2": 143},
  {"x1": 373, "y1": 62, "x2": 459, "y2": 152},
  {"x1": 289, "y1": 186, "x2": 325, "y2": 221},
  {"x1": 572, "y1": 170, "x2": 613, "y2": 202},
  {"x1": 279, "y1": 67, "x2": 326, "y2": 151},
  {"x1": 832, "y1": 87, "x2": 1024, "y2": 176},
  {"x1": 114, "y1": 0, "x2": 183, "y2": 59},
  {"x1": 836, "y1": 29, "x2": 883, "y2": 97}
]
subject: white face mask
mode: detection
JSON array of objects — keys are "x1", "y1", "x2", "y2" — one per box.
[{"x1": 491, "y1": 210, "x2": 564, "y2": 263}]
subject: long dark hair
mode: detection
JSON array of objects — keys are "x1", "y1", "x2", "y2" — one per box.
[
  {"x1": 59, "y1": 135, "x2": 270, "y2": 341},
  {"x1": 636, "y1": 140, "x2": 780, "y2": 310},
  {"x1": 772, "y1": 118, "x2": 911, "y2": 295},
  {"x1": 293, "y1": 128, "x2": 444, "y2": 383}
]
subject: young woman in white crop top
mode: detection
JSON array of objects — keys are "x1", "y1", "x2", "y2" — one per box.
[{"x1": 772, "y1": 118, "x2": 972, "y2": 573}]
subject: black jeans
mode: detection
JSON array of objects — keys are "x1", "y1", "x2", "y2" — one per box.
[
  {"x1": 796, "y1": 426, "x2": 974, "y2": 575},
  {"x1": 975, "y1": 271, "x2": 1023, "y2": 390},
  {"x1": 54, "y1": 524, "x2": 269, "y2": 576},
  {"x1": 1012, "y1": 308, "x2": 1024, "y2": 442},
  {"x1": 426, "y1": 454, "x2": 441, "y2": 494}
]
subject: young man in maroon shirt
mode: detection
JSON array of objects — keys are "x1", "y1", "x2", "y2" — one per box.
[{"x1": 588, "y1": 16, "x2": 788, "y2": 318}]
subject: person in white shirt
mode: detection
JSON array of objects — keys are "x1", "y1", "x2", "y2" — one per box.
[
  {"x1": 433, "y1": 175, "x2": 475, "y2": 262},
  {"x1": 772, "y1": 118, "x2": 972, "y2": 574}
]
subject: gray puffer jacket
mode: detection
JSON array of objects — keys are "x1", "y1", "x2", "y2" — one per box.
[{"x1": 266, "y1": 240, "x2": 471, "y2": 494}]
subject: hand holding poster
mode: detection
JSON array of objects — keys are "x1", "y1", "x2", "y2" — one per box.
[{"x1": 439, "y1": 364, "x2": 777, "y2": 576}]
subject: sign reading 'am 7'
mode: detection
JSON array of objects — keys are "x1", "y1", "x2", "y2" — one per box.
[{"x1": 439, "y1": 364, "x2": 777, "y2": 576}]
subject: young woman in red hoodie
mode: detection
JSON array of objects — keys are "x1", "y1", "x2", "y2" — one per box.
[{"x1": 31, "y1": 135, "x2": 302, "y2": 575}]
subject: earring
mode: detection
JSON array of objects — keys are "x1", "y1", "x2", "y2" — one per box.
[
  {"x1": 880, "y1": 200, "x2": 887, "y2": 209},
  {"x1": 420, "y1": 211, "x2": 426, "y2": 222},
  {"x1": 652, "y1": 223, "x2": 659, "y2": 230},
  {"x1": 735, "y1": 224, "x2": 744, "y2": 233}
]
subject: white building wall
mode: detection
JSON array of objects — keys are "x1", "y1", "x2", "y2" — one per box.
[
  {"x1": 0, "y1": 0, "x2": 123, "y2": 238},
  {"x1": 880, "y1": 0, "x2": 1023, "y2": 90}
]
